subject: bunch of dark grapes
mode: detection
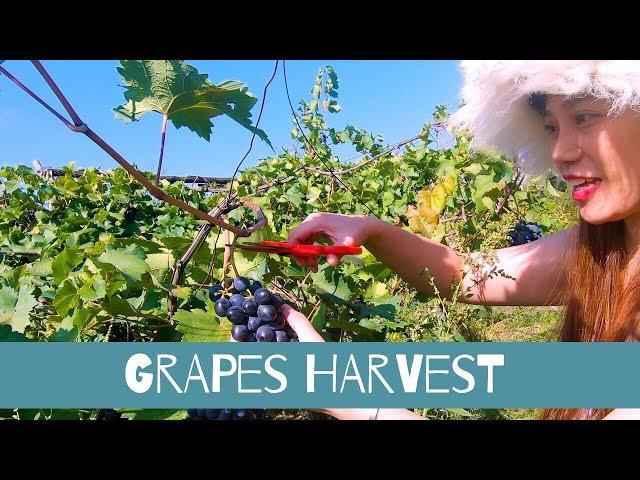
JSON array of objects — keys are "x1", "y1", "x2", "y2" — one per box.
[
  {"x1": 186, "y1": 408, "x2": 265, "y2": 421},
  {"x1": 209, "y1": 276, "x2": 299, "y2": 343},
  {"x1": 507, "y1": 220, "x2": 543, "y2": 246},
  {"x1": 191, "y1": 277, "x2": 298, "y2": 421}
]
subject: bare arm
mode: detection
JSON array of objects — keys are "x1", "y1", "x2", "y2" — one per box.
[
  {"x1": 288, "y1": 213, "x2": 573, "y2": 307},
  {"x1": 365, "y1": 218, "x2": 574, "y2": 306},
  {"x1": 455, "y1": 227, "x2": 575, "y2": 306}
]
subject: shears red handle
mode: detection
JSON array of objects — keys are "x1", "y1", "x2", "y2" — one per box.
[{"x1": 234, "y1": 240, "x2": 362, "y2": 257}]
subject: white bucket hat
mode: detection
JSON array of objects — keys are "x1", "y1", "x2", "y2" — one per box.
[{"x1": 446, "y1": 60, "x2": 640, "y2": 179}]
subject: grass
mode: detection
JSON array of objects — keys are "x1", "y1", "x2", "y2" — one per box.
[{"x1": 484, "y1": 306, "x2": 561, "y2": 342}]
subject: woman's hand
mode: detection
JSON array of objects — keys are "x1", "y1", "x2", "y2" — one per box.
[
  {"x1": 287, "y1": 212, "x2": 380, "y2": 272},
  {"x1": 279, "y1": 304, "x2": 325, "y2": 342}
]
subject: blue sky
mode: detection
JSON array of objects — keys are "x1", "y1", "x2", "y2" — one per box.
[{"x1": 0, "y1": 60, "x2": 462, "y2": 177}]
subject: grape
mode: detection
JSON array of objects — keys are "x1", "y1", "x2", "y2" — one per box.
[
  {"x1": 267, "y1": 314, "x2": 286, "y2": 330},
  {"x1": 229, "y1": 293, "x2": 246, "y2": 307},
  {"x1": 275, "y1": 330, "x2": 289, "y2": 342},
  {"x1": 242, "y1": 298, "x2": 258, "y2": 316},
  {"x1": 246, "y1": 332, "x2": 258, "y2": 342},
  {"x1": 227, "y1": 306, "x2": 246, "y2": 325},
  {"x1": 215, "y1": 298, "x2": 232, "y2": 317},
  {"x1": 257, "y1": 304, "x2": 277, "y2": 322},
  {"x1": 507, "y1": 220, "x2": 543, "y2": 246},
  {"x1": 270, "y1": 294, "x2": 284, "y2": 309},
  {"x1": 234, "y1": 409, "x2": 249, "y2": 420},
  {"x1": 256, "y1": 325, "x2": 276, "y2": 342},
  {"x1": 290, "y1": 337, "x2": 299, "y2": 342},
  {"x1": 232, "y1": 324, "x2": 249, "y2": 341},
  {"x1": 233, "y1": 276, "x2": 250, "y2": 293},
  {"x1": 249, "y1": 280, "x2": 262, "y2": 294},
  {"x1": 254, "y1": 288, "x2": 272, "y2": 305},
  {"x1": 205, "y1": 409, "x2": 221, "y2": 420},
  {"x1": 247, "y1": 316, "x2": 262, "y2": 332},
  {"x1": 208, "y1": 284, "x2": 223, "y2": 302},
  {"x1": 217, "y1": 409, "x2": 233, "y2": 420},
  {"x1": 188, "y1": 407, "x2": 244, "y2": 421}
]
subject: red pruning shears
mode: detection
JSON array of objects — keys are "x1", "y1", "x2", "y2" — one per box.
[{"x1": 233, "y1": 240, "x2": 362, "y2": 258}]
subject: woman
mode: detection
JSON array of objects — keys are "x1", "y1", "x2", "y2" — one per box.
[{"x1": 281, "y1": 61, "x2": 640, "y2": 420}]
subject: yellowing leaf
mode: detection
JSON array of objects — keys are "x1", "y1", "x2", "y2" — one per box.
[
  {"x1": 418, "y1": 189, "x2": 431, "y2": 205},
  {"x1": 430, "y1": 184, "x2": 448, "y2": 213},
  {"x1": 408, "y1": 215, "x2": 421, "y2": 232},
  {"x1": 366, "y1": 281, "x2": 389, "y2": 299},
  {"x1": 418, "y1": 203, "x2": 439, "y2": 224},
  {"x1": 171, "y1": 287, "x2": 191, "y2": 299},
  {"x1": 442, "y1": 174, "x2": 458, "y2": 195},
  {"x1": 419, "y1": 220, "x2": 436, "y2": 238}
]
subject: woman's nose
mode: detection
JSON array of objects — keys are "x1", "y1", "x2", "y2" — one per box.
[{"x1": 551, "y1": 128, "x2": 583, "y2": 165}]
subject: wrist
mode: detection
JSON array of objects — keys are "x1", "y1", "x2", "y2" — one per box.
[{"x1": 360, "y1": 215, "x2": 385, "y2": 246}]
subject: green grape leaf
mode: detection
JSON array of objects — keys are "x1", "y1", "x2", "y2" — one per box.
[
  {"x1": 47, "y1": 327, "x2": 79, "y2": 342},
  {"x1": 311, "y1": 267, "x2": 351, "y2": 301},
  {"x1": 52, "y1": 248, "x2": 83, "y2": 284},
  {"x1": 78, "y1": 274, "x2": 107, "y2": 302},
  {"x1": 310, "y1": 303, "x2": 328, "y2": 331},
  {"x1": 103, "y1": 295, "x2": 155, "y2": 318},
  {"x1": 0, "y1": 324, "x2": 29, "y2": 342},
  {"x1": 326, "y1": 318, "x2": 379, "y2": 338},
  {"x1": 98, "y1": 249, "x2": 149, "y2": 282},
  {"x1": 125, "y1": 409, "x2": 185, "y2": 420},
  {"x1": 174, "y1": 308, "x2": 231, "y2": 342},
  {"x1": 114, "y1": 60, "x2": 270, "y2": 146},
  {"x1": 0, "y1": 285, "x2": 38, "y2": 333},
  {"x1": 53, "y1": 281, "x2": 78, "y2": 318}
]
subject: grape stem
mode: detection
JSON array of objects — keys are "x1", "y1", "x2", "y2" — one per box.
[
  {"x1": 268, "y1": 278, "x2": 301, "y2": 308},
  {"x1": 155, "y1": 115, "x2": 169, "y2": 187},
  {"x1": 227, "y1": 232, "x2": 240, "y2": 279},
  {"x1": 222, "y1": 223, "x2": 232, "y2": 287},
  {"x1": 307, "y1": 300, "x2": 322, "y2": 320}
]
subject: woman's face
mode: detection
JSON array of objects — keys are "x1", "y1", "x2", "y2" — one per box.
[{"x1": 543, "y1": 95, "x2": 640, "y2": 227}]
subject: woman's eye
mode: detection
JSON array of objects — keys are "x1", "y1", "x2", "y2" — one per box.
[
  {"x1": 575, "y1": 113, "x2": 596, "y2": 124},
  {"x1": 544, "y1": 124, "x2": 558, "y2": 135}
]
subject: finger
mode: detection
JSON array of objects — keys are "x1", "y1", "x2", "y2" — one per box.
[
  {"x1": 290, "y1": 237, "x2": 322, "y2": 271},
  {"x1": 287, "y1": 217, "x2": 325, "y2": 245},
  {"x1": 325, "y1": 236, "x2": 357, "y2": 267},
  {"x1": 290, "y1": 253, "x2": 318, "y2": 271},
  {"x1": 342, "y1": 236, "x2": 357, "y2": 246},
  {"x1": 280, "y1": 304, "x2": 323, "y2": 342},
  {"x1": 291, "y1": 253, "x2": 306, "y2": 268},
  {"x1": 306, "y1": 255, "x2": 320, "y2": 272},
  {"x1": 326, "y1": 254, "x2": 341, "y2": 266}
]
